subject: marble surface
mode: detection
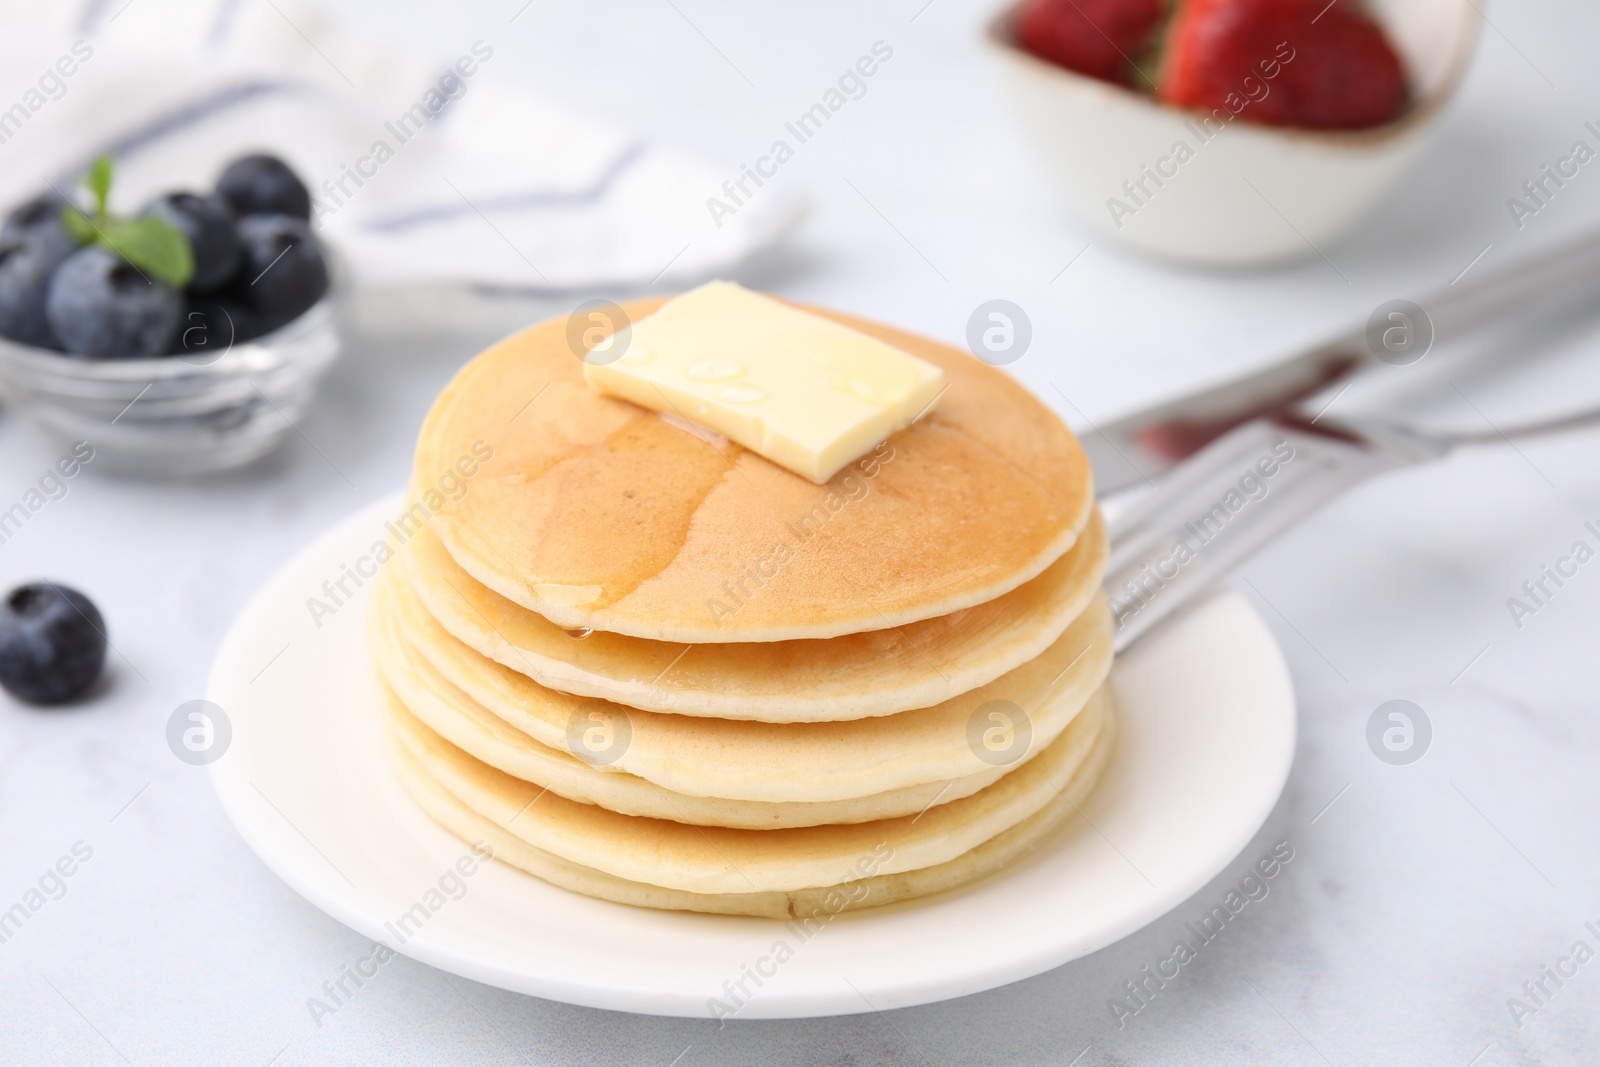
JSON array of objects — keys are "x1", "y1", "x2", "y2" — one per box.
[{"x1": 3, "y1": 0, "x2": 1600, "y2": 1063}]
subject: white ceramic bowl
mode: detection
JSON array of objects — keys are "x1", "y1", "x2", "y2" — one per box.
[{"x1": 984, "y1": 0, "x2": 1480, "y2": 266}]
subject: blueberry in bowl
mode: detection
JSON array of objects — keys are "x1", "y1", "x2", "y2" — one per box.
[
  {"x1": 0, "y1": 152, "x2": 342, "y2": 476},
  {"x1": 0, "y1": 225, "x2": 78, "y2": 349},
  {"x1": 0, "y1": 191, "x2": 74, "y2": 249},
  {"x1": 47, "y1": 245, "x2": 184, "y2": 358},
  {"x1": 234, "y1": 214, "x2": 329, "y2": 324},
  {"x1": 216, "y1": 153, "x2": 313, "y2": 220},
  {"x1": 178, "y1": 295, "x2": 272, "y2": 358},
  {"x1": 0, "y1": 583, "x2": 107, "y2": 705},
  {"x1": 143, "y1": 192, "x2": 240, "y2": 293}
]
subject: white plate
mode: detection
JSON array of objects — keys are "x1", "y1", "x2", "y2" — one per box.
[{"x1": 208, "y1": 493, "x2": 1296, "y2": 1019}]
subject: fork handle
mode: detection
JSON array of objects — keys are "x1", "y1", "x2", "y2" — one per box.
[{"x1": 1105, "y1": 417, "x2": 1444, "y2": 651}]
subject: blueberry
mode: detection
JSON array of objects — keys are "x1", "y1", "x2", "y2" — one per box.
[
  {"x1": 0, "y1": 229, "x2": 77, "y2": 349},
  {"x1": 216, "y1": 154, "x2": 311, "y2": 221},
  {"x1": 1, "y1": 192, "x2": 72, "y2": 250},
  {"x1": 234, "y1": 214, "x2": 328, "y2": 321},
  {"x1": 0, "y1": 583, "x2": 107, "y2": 705},
  {"x1": 46, "y1": 245, "x2": 182, "y2": 358},
  {"x1": 170, "y1": 295, "x2": 270, "y2": 360},
  {"x1": 143, "y1": 192, "x2": 239, "y2": 292}
]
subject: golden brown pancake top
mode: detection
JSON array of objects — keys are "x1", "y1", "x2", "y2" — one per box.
[{"x1": 412, "y1": 298, "x2": 1094, "y2": 642}]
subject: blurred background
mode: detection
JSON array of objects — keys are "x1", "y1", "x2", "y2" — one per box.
[{"x1": 1, "y1": 0, "x2": 1598, "y2": 1063}]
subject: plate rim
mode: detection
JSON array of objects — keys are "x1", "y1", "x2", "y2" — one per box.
[{"x1": 207, "y1": 491, "x2": 1297, "y2": 1018}]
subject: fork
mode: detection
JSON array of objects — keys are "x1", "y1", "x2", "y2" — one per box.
[{"x1": 1105, "y1": 403, "x2": 1600, "y2": 651}]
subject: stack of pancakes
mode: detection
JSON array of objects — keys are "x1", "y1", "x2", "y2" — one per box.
[{"x1": 370, "y1": 299, "x2": 1112, "y2": 918}]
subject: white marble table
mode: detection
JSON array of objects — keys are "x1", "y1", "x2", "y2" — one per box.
[{"x1": 3, "y1": 0, "x2": 1599, "y2": 1063}]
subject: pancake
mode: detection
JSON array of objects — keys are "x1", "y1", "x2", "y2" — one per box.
[
  {"x1": 384, "y1": 680, "x2": 1113, "y2": 896},
  {"x1": 400, "y1": 507, "x2": 1107, "y2": 720},
  {"x1": 378, "y1": 564, "x2": 1114, "y2": 802},
  {"x1": 372, "y1": 599, "x2": 1021, "y2": 829},
  {"x1": 410, "y1": 298, "x2": 1094, "y2": 643},
  {"x1": 389, "y1": 709, "x2": 1115, "y2": 918}
]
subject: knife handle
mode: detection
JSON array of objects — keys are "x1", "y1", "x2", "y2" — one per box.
[{"x1": 1086, "y1": 226, "x2": 1600, "y2": 497}]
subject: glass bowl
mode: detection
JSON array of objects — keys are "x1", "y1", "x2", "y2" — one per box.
[{"x1": 0, "y1": 283, "x2": 343, "y2": 477}]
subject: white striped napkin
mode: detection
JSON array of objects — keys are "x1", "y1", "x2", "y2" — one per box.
[{"x1": 0, "y1": 0, "x2": 805, "y2": 293}]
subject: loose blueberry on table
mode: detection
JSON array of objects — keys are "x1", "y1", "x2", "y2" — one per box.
[
  {"x1": 0, "y1": 151, "x2": 328, "y2": 359},
  {"x1": 0, "y1": 583, "x2": 108, "y2": 706}
]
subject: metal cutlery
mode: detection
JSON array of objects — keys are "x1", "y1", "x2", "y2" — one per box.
[
  {"x1": 1084, "y1": 227, "x2": 1600, "y2": 498},
  {"x1": 1105, "y1": 403, "x2": 1600, "y2": 651}
]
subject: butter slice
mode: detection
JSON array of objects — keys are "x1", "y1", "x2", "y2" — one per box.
[{"x1": 582, "y1": 281, "x2": 945, "y2": 484}]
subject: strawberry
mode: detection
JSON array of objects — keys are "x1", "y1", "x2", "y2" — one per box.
[
  {"x1": 1158, "y1": 0, "x2": 1406, "y2": 129},
  {"x1": 1015, "y1": 0, "x2": 1166, "y2": 86}
]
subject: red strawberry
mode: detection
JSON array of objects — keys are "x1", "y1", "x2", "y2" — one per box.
[
  {"x1": 1015, "y1": 0, "x2": 1166, "y2": 86},
  {"x1": 1158, "y1": 0, "x2": 1406, "y2": 130}
]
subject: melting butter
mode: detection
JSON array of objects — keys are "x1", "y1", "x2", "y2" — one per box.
[{"x1": 583, "y1": 281, "x2": 945, "y2": 483}]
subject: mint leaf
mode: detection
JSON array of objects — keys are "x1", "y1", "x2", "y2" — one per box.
[
  {"x1": 59, "y1": 205, "x2": 98, "y2": 245},
  {"x1": 99, "y1": 216, "x2": 194, "y2": 288},
  {"x1": 84, "y1": 155, "x2": 113, "y2": 218},
  {"x1": 60, "y1": 155, "x2": 196, "y2": 287}
]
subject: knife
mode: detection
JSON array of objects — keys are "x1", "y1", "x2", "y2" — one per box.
[{"x1": 1082, "y1": 227, "x2": 1600, "y2": 497}]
